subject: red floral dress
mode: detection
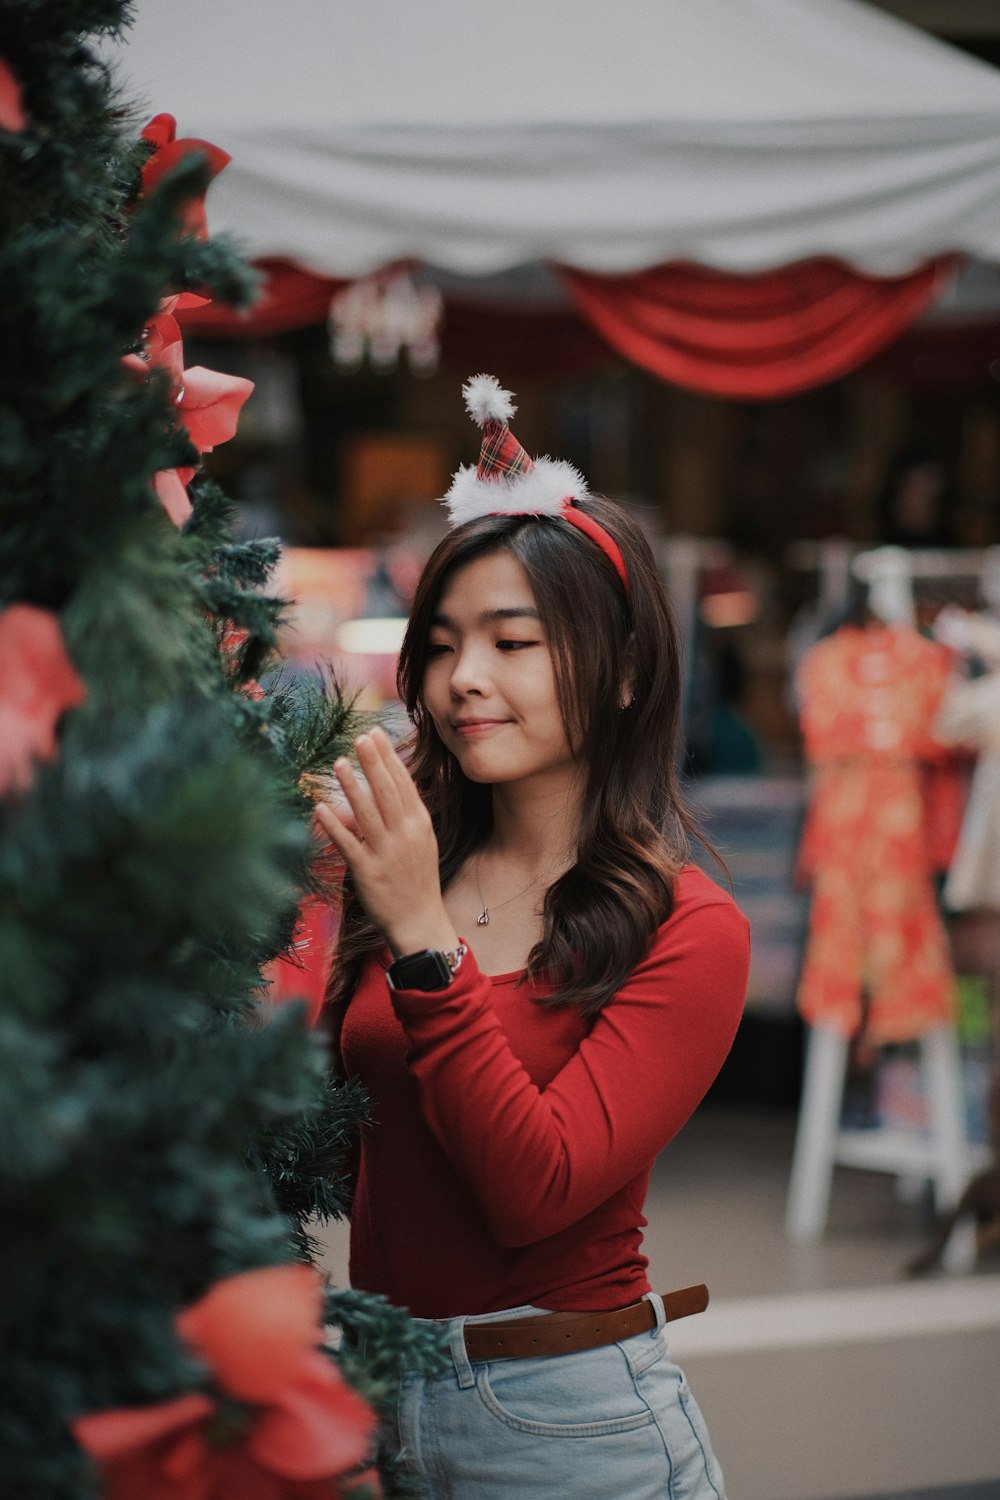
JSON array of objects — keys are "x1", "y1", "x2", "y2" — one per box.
[{"x1": 796, "y1": 625, "x2": 955, "y2": 1042}]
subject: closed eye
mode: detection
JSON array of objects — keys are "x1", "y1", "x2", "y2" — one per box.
[
  {"x1": 497, "y1": 639, "x2": 539, "y2": 651},
  {"x1": 425, "y1": 642, "x2": 453, "y2": 657}
]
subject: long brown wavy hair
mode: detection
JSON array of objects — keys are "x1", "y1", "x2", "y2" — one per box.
[{"x1": 323, "y1": 495, "x2": 702, "y2": 1056}]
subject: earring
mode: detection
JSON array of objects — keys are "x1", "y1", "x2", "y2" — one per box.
[{"x1": 618, "y1": 695, "x2": 633, "y2": 711}]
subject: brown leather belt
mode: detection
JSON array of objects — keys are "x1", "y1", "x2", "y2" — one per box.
[{"x1": 462, "y1": 1284, "x2": 709, "y2": 1361}]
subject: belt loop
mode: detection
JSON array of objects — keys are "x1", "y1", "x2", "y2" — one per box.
[
  {"x1": 644, "y1": 1291, "x2": 667, "y2": 1336},
  {"x1": 448, "y1": 1317, "x2": 475, "y2": 1389}
]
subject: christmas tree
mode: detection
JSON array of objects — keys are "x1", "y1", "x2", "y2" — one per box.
[{"x1": 0, "y1": 3, "x2": 443, "y2": 1496}]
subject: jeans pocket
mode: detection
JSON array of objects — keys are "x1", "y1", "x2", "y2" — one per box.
[{"x1": 475, "y1": 1345, "x2": 657, "y2": 1438}]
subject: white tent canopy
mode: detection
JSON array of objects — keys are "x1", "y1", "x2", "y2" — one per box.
[{"x1": 108, "y1": 0, "x2": 1000, "y2": 279}]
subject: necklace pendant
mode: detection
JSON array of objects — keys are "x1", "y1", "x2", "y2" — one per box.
[{"x1": 477, "y1": 909, "x2": 490, "y2": 926}]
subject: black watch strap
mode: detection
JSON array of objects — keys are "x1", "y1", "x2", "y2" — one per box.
[{"x1": 386, "y1": 943, "x2": 468, "y2": 992}]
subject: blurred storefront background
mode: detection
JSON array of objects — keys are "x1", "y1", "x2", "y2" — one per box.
[
  {"x1": 107, "y1": 4, "x2": 1000, "y2": 1493},
  {"x1": 120, "y1": 0, "x2": 1000, "y2": 1117}
]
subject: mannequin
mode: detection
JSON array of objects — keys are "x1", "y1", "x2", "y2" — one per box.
[{"x1": 795, "y1": 549, "x2": 955, "y2": 1044}]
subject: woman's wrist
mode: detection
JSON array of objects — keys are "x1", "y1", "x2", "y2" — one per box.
[{"x1": 385, "y1": 908, "x2": 461, "y2": 960}]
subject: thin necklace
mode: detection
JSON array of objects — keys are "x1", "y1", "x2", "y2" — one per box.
[{"x1": 473, "y1": 855, "x2": 565, "y2": 927}]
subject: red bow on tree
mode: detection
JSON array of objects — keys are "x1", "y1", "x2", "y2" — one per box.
[
  {"x1": 122, "y1": 307, "x2": 253, "y2": 527},
  {"x1": 219, "y1": 623, "x2": 266, "y2": 701},
  {"x1": 73, "y1": 1265, "x2": 378, "y2": 1500},
  {"x1": 140, "y1": 113, "x2": 231, "y2": 244},
  {"x1": 0, "y1": 604, "x2": 86, "y2": 796},
  {"x1": 0, "y1": 56, "x2": 26, "y2": 132}
]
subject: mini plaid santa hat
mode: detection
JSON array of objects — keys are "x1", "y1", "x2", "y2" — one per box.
[{"x1": 443, "y1": 375, "x2": 629, "y2": 592}]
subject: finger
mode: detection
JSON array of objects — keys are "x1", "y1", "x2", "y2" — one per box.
[
  {"x1": 315, "y1": 798, "x2": 366, "y2": 863},
  {"x1": 312, "y1": 799, "x2": 362, "y2": 844},
  {"x1": 371, "y1": 727, "x2": 425, "y2": 809},
  {"x1": 332, "y1": 757, "x2": 383, "y2": 843},
  {"x1": 319, "y1": 784, "x2": 363, "y2": 837},
  {"x1": 355, "y1": 732, "x2": 406, "y2": 825}
]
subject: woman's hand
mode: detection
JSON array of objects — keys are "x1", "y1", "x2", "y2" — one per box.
[{"x1": 314, "y1": 727, "x2": 460, "y2": 959}]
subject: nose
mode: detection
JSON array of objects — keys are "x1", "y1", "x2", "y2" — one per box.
[{"x1": 448, "y1": 639, "x2": 492, "y2": 699}]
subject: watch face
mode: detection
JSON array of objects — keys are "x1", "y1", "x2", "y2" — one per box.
[{"x1": 389, "y1": 949, "x2": 452, "y2": 991}]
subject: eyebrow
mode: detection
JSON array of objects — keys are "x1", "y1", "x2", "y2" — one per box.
[{"x1": 430, "y1": 606, "x2": 542, "y2": 628}]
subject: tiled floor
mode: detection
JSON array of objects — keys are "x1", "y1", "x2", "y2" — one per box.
[
  {"x1": 315, "y1": 1104, "x2": 1000, "y2": 1500},
  {"x1": 638, "y1": 1106, "x2": 1000, "y2": 1500}
]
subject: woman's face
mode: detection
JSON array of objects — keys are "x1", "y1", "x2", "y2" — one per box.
[{"x1": 420, "y1": 549, "x2": 579, "y2": 789}]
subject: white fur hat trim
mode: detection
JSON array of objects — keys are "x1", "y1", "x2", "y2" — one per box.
[
  {"x1": 462, "y1": 374, "x2": 516, "y2": 427},
  {"x1": 444, "y1": 457, "x2": 589, "y2": 527}
]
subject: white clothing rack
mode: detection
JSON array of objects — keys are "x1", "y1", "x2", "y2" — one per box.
[
  {"x1": 787, "y1": 542, "x2": 996, "y2": 582},
  {"x1": 787, "y1": 542, "x2": 1000, "y2": 625},
  {"x1": 852, "y1": 547, "x2": 994, "y2": 582},
  {"x1": 785, "y1": 1024, "x2": 988, "y2": 1254}
]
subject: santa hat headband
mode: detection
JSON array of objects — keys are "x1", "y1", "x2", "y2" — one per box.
[{"x1": 443, "y1": 375, "x2": 630, "y2": 595}]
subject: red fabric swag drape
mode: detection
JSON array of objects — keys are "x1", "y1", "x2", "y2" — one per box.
[
  {"x1": 558, "y1": 257, "x2": 954, "y2": 400},
  {"x1": 181, "y1": 255, "x2": 956, "y2": 399}
]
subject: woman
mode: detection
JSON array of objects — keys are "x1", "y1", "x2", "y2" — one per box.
[{"x1": 318, "y1": 377, "x2": 750, "y2": 1499}]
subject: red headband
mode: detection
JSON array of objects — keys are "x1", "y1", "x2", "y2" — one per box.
[{"x1": 559, "y1": 500, "x2": 630, "y2": 595}]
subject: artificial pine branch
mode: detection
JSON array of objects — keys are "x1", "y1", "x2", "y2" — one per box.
[
  {"x1": 0, "y1": 4, "x2": 421, "y2": 1494},
  {"x1": 253, "y1": 1073, "x2": 371, "y2": 1256},
  {"x1": 325, "y1": 1286, "x2": 450, "y2": 1414},
  {"x1": 208, "y1": 535, "x2": 284, "y2": 592},
  {"x1": 270, "y1": 667, "x2": 367, "y2": 779}
]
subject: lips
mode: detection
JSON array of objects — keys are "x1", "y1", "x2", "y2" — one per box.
[{"x1": 453, "y1": 719, "x2": 509, "y2": 736}]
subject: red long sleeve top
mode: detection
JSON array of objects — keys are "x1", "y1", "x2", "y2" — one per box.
[{"x1": 341, "y1": 865, "x2": 750, "y2": 1318}]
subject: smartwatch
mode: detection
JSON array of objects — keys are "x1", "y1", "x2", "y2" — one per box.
[{"x1": 386, "y1": 942, "x2": 468, "y2": 992}]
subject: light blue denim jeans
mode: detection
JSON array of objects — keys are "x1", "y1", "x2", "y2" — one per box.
[{"x1": 382, "y1": 1293, "x2": 727, "y2": 1499}]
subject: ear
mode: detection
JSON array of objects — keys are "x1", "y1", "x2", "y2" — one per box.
[{"x1": 618, "y1": 635, "x2": 636, "y2": 711}]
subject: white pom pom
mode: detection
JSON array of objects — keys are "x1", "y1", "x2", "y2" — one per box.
[
  {"x1": 462, "y1": 374, "x2": 516, "y2": 428},
  {"x1": 443, "y1": 458, "x2": 588, "y2": 527}
]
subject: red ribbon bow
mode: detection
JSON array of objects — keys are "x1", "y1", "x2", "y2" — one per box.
[
  {"x1": 0, "y1": 605, "x2": 86, "y2": 796},
  {"x1": 73, "y1": 1265, "x2": 377, "y2": 1500}
]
